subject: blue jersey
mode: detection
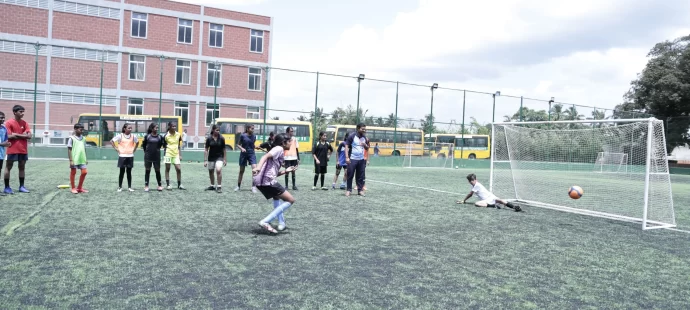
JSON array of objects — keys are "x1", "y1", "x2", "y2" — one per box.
[
  {"x1": 239, "y1": 133, "x2": 256, "y2": 154},
  {"x1": 345, "y1": 132, "x2": 367, "y2": 161},
  {"x1": 0, "y1": 125, "x2": 7, "y2": 159},
  {"x1": 337, "y1": 141, "x2": 347, "y2": 166}
]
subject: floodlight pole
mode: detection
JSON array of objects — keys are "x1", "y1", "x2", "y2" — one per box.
[
  {"x1": 31, "y1": 42, "x2": 43, "y2": 147},
  {"x1": 261, "y1": 67, "x2": 269, "y2": 142},
  {"x1": 213, "y1": 61, "x2": 220, "y2": 126},
  {"x1": 430, "y1": 83, "x2": 438, "y2": 135},
  {"x1": 97, "y1": 50, "x2": 105, "y2": 148},
  {"x1": 519, "y1": 96, "x2": 524, "y2": 122},
  {"x1": 492, "y1": 91, "x2": 500, "y2": 123},
  {"x1": 548, "y1": 97, "x2": 555, "y2": 129},
  {"x1": 314, "y1": 71, "x2": 319, "y2": 140},
  {"x1": 356, "y1": 74, "x2": 364, "y2": 124},
  {"x1": 158, "y1": 56, "x2": 166, "y2": 129},
  {"x1": 393, "y1": 81, "x2": 399, "y2": 154}
]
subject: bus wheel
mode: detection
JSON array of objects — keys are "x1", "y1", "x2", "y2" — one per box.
[
  {"x1": 226, "y1": 145, "x2": 233, "y2": 151},
  {"x1": 392, "y1": 150, "x2": 400, "y2": 156},
  {"x1": 468, "y1": 154, "x2": 476, "y2": 160}
]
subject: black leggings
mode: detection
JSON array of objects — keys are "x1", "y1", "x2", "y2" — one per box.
[{"x1": 118, "y1": 168, "x2": 132, "y2": 188}]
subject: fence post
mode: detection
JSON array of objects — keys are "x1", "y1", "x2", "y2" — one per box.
[
  {"x1": 519, "y1": 96, "x2": 523, "y2": 122},
  {"x1": 460, "y1": 90, "x2": 466, "y2": 165},
  {"x1": 393, "y1": 81, "x2": 399, "y2": 155},
  {"x1": 314, "y1": 71, "x2": 319, "y2": 139},
  {"x1": 97, "y1": 50, "x2": 105, "y2": 156},
  {"x1": 32, "y1": 42, "x2": 43, "y2": 148},
  {"x1": 262, "y1": 66, "x2": 269, "y2": 142},
  {"x1": 158, "y1": 56, "x2": 166, "y2": 129}
]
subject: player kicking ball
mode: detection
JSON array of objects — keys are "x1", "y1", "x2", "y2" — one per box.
[{"x1": 457, "y1": 173, "x2": 522, "y2": 212}]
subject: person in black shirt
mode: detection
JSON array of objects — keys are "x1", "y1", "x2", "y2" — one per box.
[
  {"x1": 205, "y1": 124, "x2": 227, "y2": 193},
  {"x1": 312, "y1": 131, "x2": 333, "y2": 190},
  {"x1": 258, "y1": 131, "x2": 275, "y2": 152},
  {"x1": 141, "y1": 123, "x2": 164, "y2": 192}
]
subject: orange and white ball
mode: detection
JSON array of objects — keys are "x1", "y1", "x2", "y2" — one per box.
[{"x1": 569, "y1": 186, "x2": 583, "y2": 199}]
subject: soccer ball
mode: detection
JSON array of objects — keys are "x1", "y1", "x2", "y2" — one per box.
[{"x1": 569, "y1": 186, "x2": 583, "y2": 199}]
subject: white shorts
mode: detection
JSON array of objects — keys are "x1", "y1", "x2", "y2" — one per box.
[
  {"x1": 478, "y1": 195, "x2": 497, "y2": 205},
  {"x1": 164, "y1": 155, "x2": 181, "y2": 165},
  {"x1": 207, "y1": 160, "x2": 224, "y2": 170}
]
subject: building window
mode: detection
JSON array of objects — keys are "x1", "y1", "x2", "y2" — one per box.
[
  {"x1": 178, "y1": 19, "x2": 193, "y2": 44},
  {"x1": 209, "y1": 23, "x2": 223, "y2": 48},
  {"x1": 247, "y1": 106, "x2": 260, "y2": 119},
  {"x1": 131, "y1": 12, "x2": 147, "y2": 38},
  {"x1": 207, "y1": 63, "x2": 221, "y2": 87},
  {"x1": 175, "y1": 59, "x2": 191, "y2": 85},
  {"x1": 175, "y1": 102, "x2": 189, "y2": 126},
  {"x1": 206, "y1": 103, "x2": 220, "y2": 126},
  {"x1": 128, "y1": 55, "x2": 145, "y2": 81},
  {"x1": 248, "y1": 67, "x2": 262, "y2": 91},
  {"x1": 128, "y1": 98, "x2": 143, "y2": 115},
  {"x1": 250, "y1": 29, "x2": 263, "y2": 53}
]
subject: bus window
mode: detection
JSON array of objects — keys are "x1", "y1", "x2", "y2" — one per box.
[
  {"x1": 295, "y1": 125, "x2": 309, "y2": 137},
  {"x1": 475, "y1": 137, "x2": 488, "y2": 147},
  {"x1": 234, "y1": 124, "x2": 245, "y2": 134},
  {"x1": 438, "y1": 135, "x2": 454, "y2": 144},
  {"x1": 336, "y1": 128, "x2": 349, "y2": 141},
  {"x1": 263, "y1": 125, "x2": 276, "y2": 136},
  {"x1": 411, "y1": 132, "x2": 422, "y2": 143}
]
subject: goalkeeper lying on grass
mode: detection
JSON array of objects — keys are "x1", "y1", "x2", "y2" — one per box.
[{"x1": 456, "y1": 173, "x2": 522, "y2": 212}]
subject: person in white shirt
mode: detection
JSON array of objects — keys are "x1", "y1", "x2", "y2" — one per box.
[
  {"x1": 457, "y1": 173, "x2": 522, "y2": 212},
  {"x1": 181, "y1": 129, "x2": 188, "y2": 150}
]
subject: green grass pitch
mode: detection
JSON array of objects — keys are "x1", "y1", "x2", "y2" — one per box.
[{"x1": 2, "y1": 160, "x2": 690, "y2": 309}]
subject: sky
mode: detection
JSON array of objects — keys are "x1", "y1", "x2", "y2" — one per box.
[{"x1": 184, "y1": 0, "x2": 690, "y2": 128}]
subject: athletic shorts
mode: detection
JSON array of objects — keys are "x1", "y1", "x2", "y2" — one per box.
[
  {"x1": 239, "y1": 152, "x2": 257, "y2": 166},
  {"x1": 285, "y1": 160, "x2": 299, "y2": 168},
  {"x1": 257, "y1": 183, "x2": 286, "y2": 200},
  {"x1": 117, "y1": 157, "x2": 134, "y2": 168},
  {"x1": 145, "y1": 160, "x2": 161, "y2": 170},
  {"x1": 207, "y1": 160, "x2": 224, "y2": 170},
  {"x1": 7, "y1": 154, "x2": 28, "y2": 162},
  {"x1": 70, "y1": 164, "x2": 87, "y2": 169},
  {"x1": 478, "y1": 195, "x2": 497, "y2": 205},
  {"x1": 163, "y1": 155, "x2": 181, "y2": 165},
  {"x1": 335, "y1": 163, "x2": 347, "y2": 171},
  {"x1": 314, "y1": 164, "x2": 327, "y2": 174}
]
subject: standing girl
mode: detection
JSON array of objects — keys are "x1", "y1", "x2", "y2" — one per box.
[
  {"x1": 163, "y1": 122, "x2": 185, "y2": 190},
  {"x1": 67, "y1": 123, "x2": 88, "y2": 194},
  {"x1": 253, "y1": 133, "x2": 297, "y2": 234},
  {"x1": 204, "y1": 124, "x2": 227, "y2": 192},
  {"x1": 235, "y1": 124, "x2": 258, "y2": 193},
  {"x1": 111, "y1": 122, "x2": 138, "y2": 192},
  {"x1": 312, "y1": 131, "x2": 333, "y2": 190},
  {"x1": 142, "y1": 123, "x2": 164, "y2": 192}
]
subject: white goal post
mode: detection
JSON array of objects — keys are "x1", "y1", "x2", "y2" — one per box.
[
  {"x1": 402, "y1": 141, "x2": 455, "y2": 169},
  {"x1": 490, "y1": 118, "x2": 675, "y2": 230},
  {"x1": 594, "y1": 152, "x2": 629, "y2": 173}
]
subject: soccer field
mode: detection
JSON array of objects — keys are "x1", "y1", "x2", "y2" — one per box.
[{"x1": 2, "y1": 160, "x2": 690, "y2": 309}]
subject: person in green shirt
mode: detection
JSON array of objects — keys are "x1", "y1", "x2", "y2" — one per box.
[{"x1": 67, "y1": 123, "x2": 88, "y2": 194}]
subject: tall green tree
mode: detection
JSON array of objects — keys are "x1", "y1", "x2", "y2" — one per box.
[
  {"x1": 420, "y1": 114, "x2": 436, "y2": 134},
  {"x1": 617, "y1": 35, "x2": 690, "y2": 152}
]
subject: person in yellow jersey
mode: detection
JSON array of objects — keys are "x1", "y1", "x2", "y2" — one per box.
[
  {"x1": 67, "y1": 123, "x2": 88, "y2": 194},
  {"x1": 162, "y1": 122, "x2": 185, "y2": 190},
  {"x1": 283, "y1": 126, "x2": 300, "y2": 190},
  {"x1": 111, "y1": 122, "x2": 138, "y2": 192}
]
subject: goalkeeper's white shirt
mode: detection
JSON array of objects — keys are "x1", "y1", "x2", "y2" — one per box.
[{"x1": 472, "y1": 182, "x2": 496, "y2": 204}]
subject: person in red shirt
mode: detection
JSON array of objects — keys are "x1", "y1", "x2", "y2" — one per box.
[{"x1": 4, "y1": 105, "x2": 32, "y2": 194}]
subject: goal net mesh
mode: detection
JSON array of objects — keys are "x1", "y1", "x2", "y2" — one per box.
[
  {"x1": 403, "y1": 142, "x2": 455, "y2": 169},
  {"x1": 491, "y1": 119, "x2": 675, "y2": 229}
]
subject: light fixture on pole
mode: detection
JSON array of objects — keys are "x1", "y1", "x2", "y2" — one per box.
[
  {"x1": 356, "y1": 74, "x2": 365, "y2": 123},
  {"x1": 492, "y1": 91, "x2": 501, "y2": 123},
  {"x1": 548, "y1": 97, "x2": 555, "y2": 122},
  {"x1": 157, "y1": 55, "x2": 166, "y2": 128},
  {"x1": 430, "y1": 83, "x2": 438, "y2": 135}
]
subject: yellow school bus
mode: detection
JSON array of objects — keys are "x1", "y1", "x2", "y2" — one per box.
[
  {"x1": 326, "y1": 124, "x2": 424, "y2": 156},
  {"x1": 212, "y1": 118, "x2": 313, "y2": 152},
  {"x1": 76, "y1": 114, "x2": 183, "y2": 147},
  {"x1": 427, "y1": 133, "x2": 491, "y2": 159}
]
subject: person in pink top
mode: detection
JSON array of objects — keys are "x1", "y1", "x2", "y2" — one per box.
[{"x1": 253, "y1": 133, "x2": 297, "y2": 234}]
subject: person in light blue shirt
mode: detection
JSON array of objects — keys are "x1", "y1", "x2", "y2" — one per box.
[
  {"x1": 0, "y1": 111, "x2": 12, "y2": 196},
  {"x1": 344, "y1": 123, "x2": 368, "y2": 196}
]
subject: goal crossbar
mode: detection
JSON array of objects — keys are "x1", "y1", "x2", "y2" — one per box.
[{"x1": 492, "y1": 118, "x2": 654, "y2": 125}]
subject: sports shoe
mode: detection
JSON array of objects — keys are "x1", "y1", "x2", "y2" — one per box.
[
  {"x1": 234, "y1": 186, "x2": 240, "y2": 192},
  {"x1": 128, "y1": 188, "x2": 135, "y2": 192},
  {"x1": 71, "y1": 188, "x2": 78, "y2": 194},
  {"x1": 292, "y1": 185, "x2": 298, "y2": 191},
  {"x1": 312, "y1": 186, "x2": 317, "y2": 190},
  {"x1": 166, "y1": 185, "x2": 172, "y2": 190},
  {"x1": 117, "y1": 188, "x2": 123, "y2": 192},
  {"x1": 216, "y1": 186, "x2": 223, "y2": 193},
  {"x1": 513, "y1": 204, "x2": 522, "y2": 212},
  {"x1": 345, "y1": 191, "x2": 351, "y2": 197},
  {"x1": 321, "y1": 187, "x2": 328, "y2": 191},
  {"x1": 157, "y1": 186, "x2": 163, "y2": 191},
  {"x1": 144, "y1": 186, "x2": 150, "y2": 192},
  {"x1": 358, "y1": 191, "x2": 366, "y2": 197},
  {"x1": 277, "y1": 223, "x2": 287, "y2": 231},
  {"x1": 77, "y1": 188, "x2": 89, "y2": 193},
  {"x1": 332, "y1": 183, "x2": 336, "y2": 189},
  {"x1": 3, "y1": 187, "x2": 13, "y2": 195},
  {"x1": 252, "y1": 187, "x2": 258, "y2": 193},
  {"x1": 178, "y1": 185, "x2": 186, "y2": 190},
  {"x1": 0, "y1": 192, "x2": 6, "y2": 196},
  {"x1": 259, "y1": 222, "x2": 277, "y2": 234},
  {"x1": 18, "y1": 186, "x2": 29, "y2": 193},
  {"x1": 206, "y1": 185, "x2": 216, "y2": 191}
]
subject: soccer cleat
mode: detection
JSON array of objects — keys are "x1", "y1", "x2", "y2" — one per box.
[
  {"x1": 128, "y1": 188, "x2": 135, "y2": 192},
  {"x1": 3, "y1": 187, "x2": 13, "y2": 195},
  {"x1": 77, "y1": 188, "x2": 89, "y2": 193},
  {"x1": 292, "y1": 185, "x2": 298, "y2": 191},
  {"x1": 234, "y1": 186, "x2": 240, "y2": 192},
  {"x1": 312, "y1": 186, "x2": 317, "y2": 190},
  {"x1": 71, "y1": 188, "x2": 78, "y2": 194},
  {"x1": 157, "y1": 186, "x2": 163, "y2": 191},
  {"x1": 216, "y1": 186, "x2": 222, "y2": 193},
  {"x1": 166, "y1": 185, "x2": 172, "y2": 190},
  {"x1": 206, "y1": 185, "x2": 216, "y2": 191},
  {"x1": 321, "y1": 187, "x2": 328, "y2": 191},
  {"x1": 18, "y1": 186, "x2": 29, "y2": 193},
  {"x1": 259, "y1": 222, "x2": 277, "y2": 234},
  {"x1": 144, "y1": 186, "x2": 150, "y2": 192},
  {"x1": 513, "y1": 204, "x2": 522, "y2": 212},
  {"x1": 332, "y1": 183, "x2": 336, "y2": 189},
  {"x1": 358, "y1": 191, "x2": 366, "y2": 197},
  {"x1": 178, "y1": 185, "x2": 186, "y2": 190},
  {"x1": 277, "y1": 223, "x2": 287, "y2": 231}
]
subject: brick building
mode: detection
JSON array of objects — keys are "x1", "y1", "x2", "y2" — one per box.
[{"x1": 0, "y1": 0, "x2": 272, "y2": 148}]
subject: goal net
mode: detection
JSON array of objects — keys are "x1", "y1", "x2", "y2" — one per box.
[
  {"x1": 402, "y1": 141, "x2": 455, "y2": 169},
  {"x1": 490, "y1": 118, "x2": 675, "y2": 230},
  {"x1": 594, "y1": 152, "x2": 629, "y2": 173}
]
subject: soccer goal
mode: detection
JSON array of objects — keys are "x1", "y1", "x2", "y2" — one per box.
[
  {"x1": 402, "y1": 141, "x2": 455, "y2": 169},
  {"x1": 594, "y1": 152, "x2": 629, "y2": 173},
  {"x1": 490, "y1": 118, "x2": 675, "y2": 230}
]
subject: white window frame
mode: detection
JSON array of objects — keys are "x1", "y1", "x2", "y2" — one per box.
[
  {"x1": 130, "y1": 12, "x2": 148, "y2": 39},
  {"x1": 209, "y1": 23, "x2": 224, "y2": 48},
  {"x1": 246, "y1": 106, "x2": 260, "y2": 119},
  {"x1": 175, "y1": 59, "x2": 191, "y2": 85},
  {"x1": 250, "y1": 29, "x2": 264, "y2": 53},
  {"x1": 177, "y1": 18, "x2": 193, "y2": 45},
  {"x1": 174, "y1": 101, "x2": 190, "y2": 126},
  {"x1": 248, "y1": 67, "x2": 262, "y2": 92},
  {"x1": 128, "y1": 54, "x2": 146, "y2": 81},
  {"x1": 127, "y1": 98, "x2": 144, "y2": 115},
  {"x1": 205, "y1": 103, "x2": 220, "y2": 126},
  {"x1": 207, "y1": 63, "x2": 222, "y2": 88}
]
